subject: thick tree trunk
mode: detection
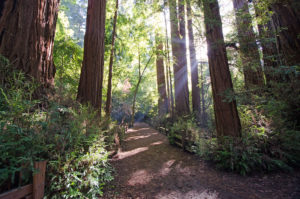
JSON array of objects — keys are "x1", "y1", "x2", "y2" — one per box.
[
  {"x1": 187, "y1": 0, "x2": 201, "y2": 119},
  {"x1": 0, "y1": 0, "x2": 59, "y2": 92},
  {"x1": 169, "y1": 0, "x2": 190, "y2": 116},
  {"x1": 163, "y1": 5, "x2": 175, "y2": 117},
  {"x1": 233, "y1": 0, "x2": 264, "y2": 88},
  {"x1": 156, "y1": 37, "x2": 168, "y2": 116},
  {"x1": 105, "y1": 0, "x2": 119, "y2": 117},
  {"x1": 202, "y1": 0, "x2": 241, "y2": 137},
  {"x1": 270, "y1": 1, "x2": 300, "y2": 66},
  {"x1": 77, "y1": 0, "x2": 106, "y2": 112}
]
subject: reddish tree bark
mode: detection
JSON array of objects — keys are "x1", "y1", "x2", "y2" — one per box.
[
  {"x1": 252, "y1": 1, "x2": 281, "y2": 85},
  {"x1": 270, "y1": 0, "x2": 300, "y2": 66},
  {"x1": 200, "y1": 62, "x2": 207, "y2": 126},
  {"x1": 163, "y1": 4, "x2": 175, "y2": 116},
  {"x1": 169, "y1": 0, "x2": 190, "y2": 116},
  {"x1": 202, "y1": 0, "x2": 241, "y2": 137},
  {"x1": 77, "y1": 0, "x2": 106, "y2": 112},
  {"x1": 156, "y1": 37, "x2": 168, "y2": 116},
  {"x1": 187, "y1": 0, "x2": 201, "y2": 119},
  {"x1": 233, "y1": 0, "x2": 264, "y2": 88},
  {"x1": 0, "y1": 0, "x2": 60, "y2": 91},
  {"x1": 105, "y1": 0, "x2": 119, "y2": 117}
]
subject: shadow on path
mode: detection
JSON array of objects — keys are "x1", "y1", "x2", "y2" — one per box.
[{"x1": 102, "y1": 123, "x2": 300, "y2": 199}]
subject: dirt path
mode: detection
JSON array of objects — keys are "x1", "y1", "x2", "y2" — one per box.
[{"x1": 103, "y1": 123, "x2": 300, "y2": 199}]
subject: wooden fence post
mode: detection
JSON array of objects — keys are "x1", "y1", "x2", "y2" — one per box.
[{"x1": 33, "y1": 161, "x2": 47, "y2": 199}]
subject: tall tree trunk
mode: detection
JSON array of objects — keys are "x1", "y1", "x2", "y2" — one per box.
[
  {"x1": 233, "y1": 0, "x2": 264, "y2": 88},
  {"x1": 270, "y1": 0, "x2": 300, "y2": 66},
  {"x1": 202, "y1": 0, "x2": 241, "y2": 137},
  {"x1": 77, "y1": 0, "x2": 106, "y2": 113},
  {"x1": 0, "y1": 0, "x2": 60, "y2": 93},
  {"x1": 187, "y1": 0, "x2": 201, "y2": 120},
  {"x1": 200, "y1": 62, "x2": 207, "y2": 126},
  {"x1": 163, "y1": 4, "x2": 175, "y2": 117},
  {"x1": 156, "y1": 37, "x2": 168, "y2": 116},
  {"x1": 169, "y1": 0, "x2": 190, "y2": 116},
  {"x1": 164, "y1": 44, "x2": 171, "y2": 114},
  {"x1": 252, "y1": 1, "x2": 281, "y2": 85},
  {"x1": 105, "y1": 0, "x2": 119, "y2": 117}
]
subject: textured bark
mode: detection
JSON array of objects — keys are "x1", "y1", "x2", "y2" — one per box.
[
  {"x1": 164, "y1": 45, "x2": 171, "y2": 114},
  {"x1": 169, "y1": 0, "x2": 190, "y2": 116},
  {"x1": 105, "y1": 0, "x2": 119, "y2": 117},
  {"x1": 0, "y1": 0, "x2": 59, "y2": 91},
  {"x1": 156, "y1": 38, "x2": 168, "y2": 116},
  {"x1": 200, "y1": 62, "x2": 207, "y2": 126},
  {"x1": 187, "y1": 0, "x2": 201, "y2": 119},
  {"x1": 202, "y1": 0, "x2": 241, "y2": 137},
  {"x1": 233, "y1": 0, "x2": 264, "y2": 88},
  {"x1": 252, "y1": 1, "x2": 281, "y2": 85},
  {"x1": 163, "y1": 5, "x2": 175, "y2": 116},
  {"x1": 270, "y1": 0, "x2": 300, "y2": 66},
  {"x1": 77, "y1": 0, "x2": 106, "y2": 112}
]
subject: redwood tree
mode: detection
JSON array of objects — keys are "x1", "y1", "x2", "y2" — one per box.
[
  {"x1": 270, "y1": 0, "x2": 300, "y2": 66},
  {"x1": 0, "y1": 0, "x2": 60, "y2": 91},
  {"x1": 156, "y1": 37, "x2": 168, "y2": 116},
  {"x1": 169, "y1": 0, "x2": 190, "y2": 116},
  {"x1": 233, "y1": 0, "x2": 264, "y2": 88},
  {"x1": 252, "y1": 0, "x2": 281, "y2": 85},
  {"x1": 163, "y1": 4, "x2": 175, "y2": 116},
  {"x1": 202, "y1": 0, "x2": 241, "y2": 137},
  {"x1": 187, "y1": 0, "x2": 201, "y2": 119},
  {"x1": 77, "y1": 0, "x2": 106, "y2": 112}
]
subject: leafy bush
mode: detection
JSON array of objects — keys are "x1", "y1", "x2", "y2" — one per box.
[
  {"x1": 0, "y1": 55, "x2": 116, "y2": 197},
  {"x1": 197, "y1": 130, "x2": 300, "y2": 175}
]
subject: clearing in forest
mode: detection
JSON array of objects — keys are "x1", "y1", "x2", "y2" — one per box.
[{"x1": 103, "y1": 123, "x2": 300, "y2": 199}]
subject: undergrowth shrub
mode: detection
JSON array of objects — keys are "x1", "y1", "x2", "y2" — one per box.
[
  {"x1": 191, "y1": 98, "x2": 300, "y2": 175},
  {"x1": 0, "y1": 55, "x2": 117, "y2": 197}
]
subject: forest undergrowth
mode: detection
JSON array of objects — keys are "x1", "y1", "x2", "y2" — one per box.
[
  {"x1": 152, "y1": 74, "x2": 300, "y2": 175},
  {"x1": 0, "y1": 55, "x2": 124, "y2": 198}
]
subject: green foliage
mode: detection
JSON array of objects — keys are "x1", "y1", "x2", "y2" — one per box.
[
  {"x1": 0, "y1": 56, "x2": 116, "y2": 197},
  {"x1": 54, "y1": 14, "x2": 83, "y2": 99},
  {"x1": 194, "y1": 130, "x2": 300, "y2": 175},
  {"x1": 167, "y1": 117, "x2": 199, "y2": 145},
  {"x1": 45, "y1": 106, "x2": 114, "y2": 198},
  {"x1": 191, "y1": 101, "x2": 300, "y2": 175}
]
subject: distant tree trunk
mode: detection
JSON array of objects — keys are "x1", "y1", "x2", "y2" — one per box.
[
  {"x1": 270, "y1": 1, "x2": 300, "y2": 66},
  {"x1": 252, "y1": 1, "x2": 281, "y2": 85},
  {"x1": 200, "y1": 62, "x2": 207, "y2": 126},
  {"x1": 233, "y1": 0, "x2": 264, "y2": 89},
  {"x1": 105, "y1": 0, "x2": 119, "y2": 117},
  {"x1": 156, "y1": 37, "x2": 168, "y2": 116},
  {"x1": 77, "y1": 0, "x2": 106, "y2": 113},
  {"x1": 0, "y1": 0, "x2": 60, "y2": 93},
  {"x1": 169, "y1": 0, "x2": 190, "y2": 116},
  {"x1": 202, "y1": 0, "x2": 241, "y2": 137},
  {"x1": 163, "y1": 5, "x2": 175, "y2": 117},
  {"x1": 130, "y1": 52, "x2": 154, "y2": 127},
  {"x1": 187, "y1": 0, "x2": 201, "y2": 120},
  {"x1": 164, "y1": 46, "x2": 171, "y2": 113}
]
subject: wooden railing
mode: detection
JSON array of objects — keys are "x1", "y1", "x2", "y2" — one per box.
[{"x1": 0, "y1": 161, "x2": 47, "y2": 199}]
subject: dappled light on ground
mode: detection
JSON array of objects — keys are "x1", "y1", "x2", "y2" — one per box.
[
  {"x1": 103, "y1": 123, "x2": 300, "y2": 199},
  {"x1": 117, "y1": 147, "x2": 149, "y2": 160}
]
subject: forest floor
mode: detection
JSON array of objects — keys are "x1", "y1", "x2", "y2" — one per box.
[{"x1": 102, "y1": 123, "x2": 300, "y2": 199}]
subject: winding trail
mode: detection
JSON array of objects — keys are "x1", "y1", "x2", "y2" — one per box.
[{"x1": 103, "y1": 123, "x2": 300, "y2": 199}]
